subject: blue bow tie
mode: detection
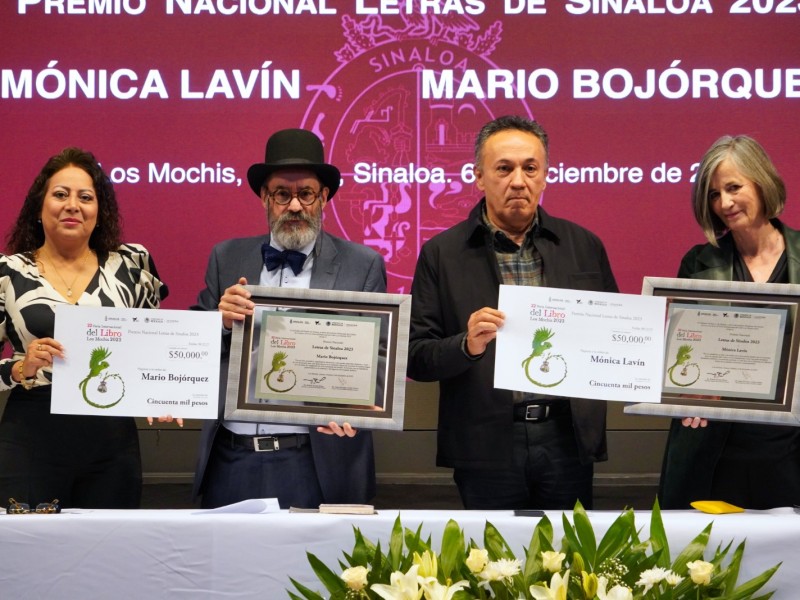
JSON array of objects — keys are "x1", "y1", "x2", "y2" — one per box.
[{"x1": 262, "y1": 244, "x2": 307, "y2": 276}]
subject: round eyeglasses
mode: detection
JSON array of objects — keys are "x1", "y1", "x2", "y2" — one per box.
[{"x1": 266, "y1": 188, "x2": 321, "y2": 206}]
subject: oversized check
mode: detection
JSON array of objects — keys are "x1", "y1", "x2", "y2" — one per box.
[
  {"x1": 51, "y1": 305, "x2": 221, "y2": 418},
  {"x1": 495, "y1": 285, "x2": 666, "y2": 403}
]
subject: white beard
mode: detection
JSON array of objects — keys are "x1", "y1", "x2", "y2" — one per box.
[{"x1": 269, "y1": 210, "x2": 321, "y2": 250}]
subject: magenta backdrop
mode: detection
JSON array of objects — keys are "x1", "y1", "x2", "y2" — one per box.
[{"x1": 1, "y1": 2, "x2": 798, "y2": 310}]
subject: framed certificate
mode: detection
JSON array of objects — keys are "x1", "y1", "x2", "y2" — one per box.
[
  {"x1": 224, "y1": 286, "x2": 411, "y2": 430},
  {"x1": 624, "y1": 277, "x2": 800, "y2": 425}
]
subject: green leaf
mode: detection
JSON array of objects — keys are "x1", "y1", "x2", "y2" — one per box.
[
  {"x1": 370, "y1": 540, "x2": 390, "y2": 584},
  {"x1": 561, "y1": 512, "x2": 584, "y2": 567},
  {"x1": 288, "y1": 576, "x2": 327, "y2": 600},
  {"x1": 351, "y1": 527, "x2": 371, "y2": 566},
  {"x1": 484, "y1": 520, "x2": 516, "y2": 560},
  {"x1": 306, "y1": 552, "x2": 347, "y2": 595},
  {"x1": 522, "y1": 517, "x2": 553, "y2": 582},
  {"x1": 440, "y1": 519, "x2": 465, "y2": 580},
  {"x1": 388, "y1": 516, "x2": 404, "y2": 571},
  {"x1": 571, "y1": 500, "x2": 597, "y2": 567},
  {"x1": 534, "y1": 514, "x2": 554, "y2": 546},
  {"x1": 748, "y1": 592, "x2": 776, "y2": 600},
  {"x1": 726, "y1": 562, "x2": 781, "y2": 600},
  {"x1": 717, "y1": 540, "x2": 744, "y2": 593},
  {"x1": 670, "y1": 522, "x2": 712, "y2": 574},
  {"x1": 595, "y1": 508, "x2": 635, "y2": 567},
  {"x1": 404, "y1": 523, "x2": 428, "y2": 556},
  {"x1": 647, "y1": 497, "x2": 671, "y2": 569}
]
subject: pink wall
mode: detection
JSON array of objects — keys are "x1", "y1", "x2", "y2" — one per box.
[{"x1": 2, "y1": 2, "x2": 798, "y2": 308}]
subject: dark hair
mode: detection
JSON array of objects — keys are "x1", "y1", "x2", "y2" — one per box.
[
  {"x1": 474, "y1": 115, "x2": 550, "y2": 169},
  {"x1": 6, "y1": 147, "x2": 122, "y2": 259},
  {"x1": 692, "y1": 135, "x2": 785, "y2": 245}
]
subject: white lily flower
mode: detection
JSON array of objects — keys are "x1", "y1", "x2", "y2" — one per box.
[
  {"x1": 413, "y1": 551, "x2": 438, "y2": 579},
  {"x1": 371, "y1": 564, "x2": 423, "y2": 600},
  {"x1": 529, "y1": 571, "x2": 568, "y2": 600},
  {"x1": 418, "y1": 576, "x2": 469, "y2": 600}
]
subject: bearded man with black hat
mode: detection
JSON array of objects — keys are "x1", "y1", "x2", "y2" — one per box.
[{"x1": 192, "y1": 129, "x2": 386, "y2": 509}]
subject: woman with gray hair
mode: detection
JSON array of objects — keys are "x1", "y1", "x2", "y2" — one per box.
[{"x1": 659, "y1": 135, "x2": 800, "y2": 509}]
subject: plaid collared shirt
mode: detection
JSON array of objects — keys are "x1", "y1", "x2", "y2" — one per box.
[
  {"x1": 482, "y1": 208, "x2": 547, "y2": 404},
  {"x1": 481, "y1": 208, "x2": 545, "y2": 288}
]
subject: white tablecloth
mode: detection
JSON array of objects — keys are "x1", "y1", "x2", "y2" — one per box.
[{"x1": 1, "y1": 506, "x2": 797, "y2": 598}]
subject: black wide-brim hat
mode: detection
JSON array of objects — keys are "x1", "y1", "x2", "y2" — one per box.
[{"x1": 247, "y1": 129, "x2": 341, "y2": 199}]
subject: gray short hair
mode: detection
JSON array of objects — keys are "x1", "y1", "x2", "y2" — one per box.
[{"x1": 692, "y1": 135, "x2": 785, "y2": 245}]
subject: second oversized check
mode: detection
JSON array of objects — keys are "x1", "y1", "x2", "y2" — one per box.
[{"x1": 495, "y1": 285, "x2": 666, "y2": 403}]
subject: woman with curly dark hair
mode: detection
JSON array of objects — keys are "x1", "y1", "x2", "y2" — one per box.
[{"x1": 0, "y1": 147, "x2": 168, "y2": 509}]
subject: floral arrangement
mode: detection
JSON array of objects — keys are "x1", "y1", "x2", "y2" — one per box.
[{"x1": 287, "y1": 500, "x2": 780, "y2": 600}]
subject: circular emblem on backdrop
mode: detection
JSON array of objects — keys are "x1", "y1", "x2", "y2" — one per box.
[{"x1": 300, "y1": 13, "x2": 533, "y2": 293}]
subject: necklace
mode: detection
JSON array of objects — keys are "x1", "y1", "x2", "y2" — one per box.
[{"x1": 42, "y1": 248, "x2": 91, "y2": 298}]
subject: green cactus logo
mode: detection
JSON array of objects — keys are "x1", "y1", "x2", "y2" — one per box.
[
  {"x1": 521, "y1": 327, "x2": 568, "y2": 388},
  {"x1": 78, "y1": 347, "x2": 125, "y2": 408}
]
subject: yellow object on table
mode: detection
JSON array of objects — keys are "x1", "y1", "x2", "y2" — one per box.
[{"x1": 690, "y1": 500, "x2": 745, "y2": 514}]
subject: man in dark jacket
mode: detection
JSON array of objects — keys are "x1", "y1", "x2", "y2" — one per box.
[
  {"x1": 192, "y1": 129, "x2": 385, "y2": 509},
  {"x1": 407, "y1": 115, "x2": 618, "y2": 510}
]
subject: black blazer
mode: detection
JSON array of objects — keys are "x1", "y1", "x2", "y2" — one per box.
[{"x1": 407, "y1": 201, "x2": 618, "y2": 470}]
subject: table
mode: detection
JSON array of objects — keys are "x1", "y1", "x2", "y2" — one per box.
[{"x1": 1, "y1": 507, "x2": 797, "y2": 598}]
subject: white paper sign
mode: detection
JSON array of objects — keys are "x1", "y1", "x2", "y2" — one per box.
[
  {"x1": 52, "y1": 305, "x2": 221, "y2": 418},
  {"x1": 495, "y1": 285, "x2": 666, "y2": 403}
]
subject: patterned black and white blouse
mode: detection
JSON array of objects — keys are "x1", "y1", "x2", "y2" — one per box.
[{"x1": 0, "y1": 243, "x2": 167, "y2": 390}]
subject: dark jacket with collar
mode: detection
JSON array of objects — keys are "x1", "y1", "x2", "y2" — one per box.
[
  {"x1": 659, "y1": 220, "x2": 800, "y2": 508},
  {"x1": 407, "y1": 200, "x2": 618, "y2": 470},
  {"x1": 191, "y1": 230, "x2": 386, "y2": 503},
  {"x1": 675, "y1": 220, "x2": 800, "y2": 282}
]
